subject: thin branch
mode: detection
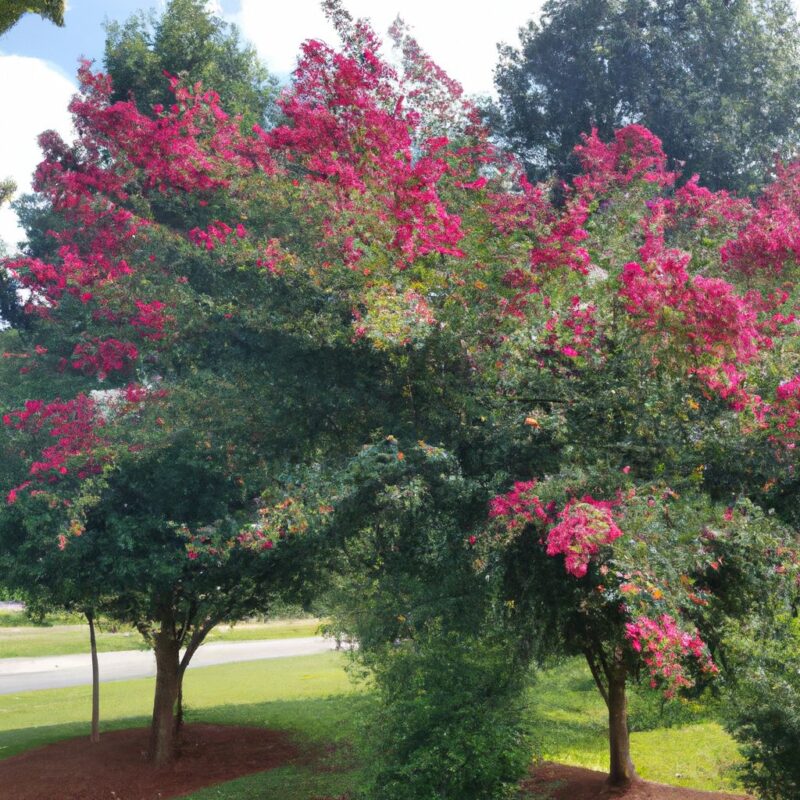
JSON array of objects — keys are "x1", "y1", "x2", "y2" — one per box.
[{"x1": 583, "y1": 647, "x2": 610, "y2": 707}]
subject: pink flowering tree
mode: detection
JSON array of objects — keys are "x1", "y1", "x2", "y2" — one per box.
[
  {"x1": 2, "y1": 1, "x2": 798, "y2": 788},
  {"x1": 485, "y1": 474, "x2": 795, "y2": 785},
  {"x1": 0, "y1": 0, "x2": 515, "y2": 768},
  {"x1": 442, "y1": 109, "x2": 799, "y2": 786}
]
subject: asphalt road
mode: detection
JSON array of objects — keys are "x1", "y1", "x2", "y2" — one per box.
[{"x1": 0, "y1": 636, "x2": 338, "y2": 694}]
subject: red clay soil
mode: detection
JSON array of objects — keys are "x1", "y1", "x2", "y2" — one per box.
[
  {"x1": 0, "y1": 729, "x2": 753, "y2": 800},
  {"x1": 0, "y1": 724, "x2": 301, "y2": 800},
  {"x1": 523, "y1": 762, "x2": 751, "y2": 800}
]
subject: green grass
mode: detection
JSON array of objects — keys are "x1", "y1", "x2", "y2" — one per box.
[
  {"x1": 0, "y1": 610, "x2": 87, "y2": 627},
  {"x1": 0, "y1": 618, "x2": 323, "y2": 659},
  {"x1": 527, "y1": 658, "x2": 743, "y2": 792},
  {"x1": 0, "y1": 653, "x2": 743, "y2": 798}
]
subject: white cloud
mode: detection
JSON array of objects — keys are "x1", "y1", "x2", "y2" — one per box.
[
  {"x1": 0, "y1": 56, "x2": 75, "y2": 253},
  {"x1": 234, "y1": 0, "x2": 542, "y2": 97}
]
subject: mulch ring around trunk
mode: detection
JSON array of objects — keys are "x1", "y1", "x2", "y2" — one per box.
[
  {"x1": 522, "y1": 762, "x2": 751, "y2": 800},
  {"x1": 0, "y1": 723, "x2": 302, "y2": 800}
]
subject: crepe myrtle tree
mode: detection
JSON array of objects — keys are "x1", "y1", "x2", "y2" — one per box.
[
  {"x1": 466, "y1": 123, "x2": 800, "y2": 785},
  {"x1": 485, "y1": 476, "x2": 796, "y2": 785},
  {"x1": 0, "y1": 385, "x2": 325, "y2": 764},
  {"x1": 0, "y1": 0, "x2": 511, "y2": 767}
]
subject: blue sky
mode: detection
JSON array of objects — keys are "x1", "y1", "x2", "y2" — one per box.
[
  {"x1": 1, "y1": 1, "x2": 239, "y2": 83},
  {"x1": 3, "y1": 1, "x2": 153, "y2": 81}
]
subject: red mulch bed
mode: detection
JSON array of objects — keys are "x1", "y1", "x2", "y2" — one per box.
[
  {"x1": 0, "y1": 729, "x2": 752, "y2": 800},
  {"x1": 0, "y1": 724, "x2": 301, "y2": 800},
  {"x1": 523, "y1": 762, "x2": 750, "y2": 800}
]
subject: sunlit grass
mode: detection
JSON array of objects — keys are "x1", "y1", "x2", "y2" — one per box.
[{"x1": 527, "y1": 658, "x2": 743, "y2": 792}]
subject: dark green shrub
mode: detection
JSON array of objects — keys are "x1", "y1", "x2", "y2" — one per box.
[
  {"x1": 326, "y1": 441, "x2": 536, "y2": 800},
  {"x1": 724, "y1": 619, "x2": 800, "y2": 800},
  {"x1": 361, "y1": 628, "x2": 533, "y2": 800}
]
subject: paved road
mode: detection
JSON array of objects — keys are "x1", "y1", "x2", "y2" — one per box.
[{"x1": 0, "y1": 637, "x2": 338, "y2": 694}]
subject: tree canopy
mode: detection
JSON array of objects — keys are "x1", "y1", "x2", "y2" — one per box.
[
  {"x1": 2, "y1": 2, "x2": 800, "y2": 793},
  {"x1": 491, "y1": 0, "x2": 800, "y2": 193},
  {"x1": 103, "y1": 0, "x2": 276, "y2": 127}
]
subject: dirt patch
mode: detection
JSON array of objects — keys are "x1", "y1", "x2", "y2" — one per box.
[
  {"x1": 0, "y1": 732, "x2": 751, "y2": 800},
  {"x1": 0, "y1": 723, "x2": 301, "y2": 800},
  {"x1": 522, "y1": 762, "x2": 750, "y2": 800}
]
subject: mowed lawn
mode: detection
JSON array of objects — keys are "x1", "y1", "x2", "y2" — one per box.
[
  {"x1": 528, "y1": 659, "x2": 743, "y2": 792},
  {"x1": 0, "y1": 649, "x2": 744, "y2": 799},
  {"x1": 0, "y1": 617, "x2": 323, "y2": 659}
]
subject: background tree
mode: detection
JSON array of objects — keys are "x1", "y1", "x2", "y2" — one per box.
[
  {"x1": 104, "y1": 0, "x2": 276, "y2": 128},
  {"x1": 0, "y1": 0, "x2": 64, "y2": 35},
  {"x1": 490, "y1": 0, "x2": 800, "y2": 193},
  {"x1": 0, "y1": 0, "x2": 504, "y2": 768}
]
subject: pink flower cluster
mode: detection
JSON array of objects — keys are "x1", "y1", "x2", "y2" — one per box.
[
  {"x1": 188, "y1": 221, "x2": 247, "y2": 250},
  {"x1": 573, "y1": 125, "x2": 677, "y2": 197},
  {"x1": 258, "y1": 31, "x2": 467, "y2": 266},
  {"x1": 545, "y1": 497, "x2": 623, "y2": 578},
  {"x1": 234, "y1": 526, "x2": 276, "y2": 552},
  {"x1": 130, "y1": 300, "x2": 170, "y2": 340},
  {"x1": 765, "y1": 375, "x2": 800, "y2": 446},
  {"x1": 528, "y1": 200, "x2": 592, "y2": 277},
  {"x1": 488, "y1": 480, "x2": 550, "y2": 534},
  {"x1": 721, "y1": 160, "x2": 800, "y2": 277},
  {"x1": 3, "y1": 396, "x2": 106, "y2": 500},
  {"x1": 619, "y1": 253, "x2": 772, "y2": 408},
  {"x1": 68, "y1": 63, "x2": 262, "y2": 196},
  {"x1": 70, "y1": 338, "x2": 138, "y2": 379},
  {"x1": 542, "y1": 295, "x2": 599, "y2": 360},
  {"x1": 625, "y1": 614, "x2": 717, "y2": 698},
  {"x1": 673, "y1": 175, "x2": 750, "y2": 230}
]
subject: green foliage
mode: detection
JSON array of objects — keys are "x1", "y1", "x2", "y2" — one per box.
[
  {"x1": 0, "y1": 179, "x2": 14, "y2": 207},
  {"x1": 323, "y1": 440, "x2": 536, "y2": 800},
  {"x1": 491, "y1": 0, "x2": 800, "y2": 192},
  {"x1": 722, "y1": 617, "x2": 800, "y2": 799},
  {"x1": 104, "y1": 0, "x2": 276, "y2": 127},
  {"x1": 360, "y1": 630, "x2": 533, "y2": 800},
  {"x1": 0, "y1": 0, "x2": 63, "y2": 35}
]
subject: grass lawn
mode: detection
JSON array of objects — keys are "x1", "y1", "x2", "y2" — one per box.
[
  {"x1": 0, "y1": 617, "x2": 323, "y2": 659},
  {"x1": 0, "y1": 653, "x2": 743, "y2": 798},
  {"x1": 528, "y1": 658, "x2": 743, "y2": 793}
]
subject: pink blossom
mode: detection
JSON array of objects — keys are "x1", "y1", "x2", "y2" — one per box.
[{"x1": 546, "y1": 497, "x2": 623, "y2": 578}]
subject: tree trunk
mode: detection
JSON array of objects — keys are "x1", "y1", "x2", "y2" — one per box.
[
  {"x1": 87, "y1": 611, "x2": 100, "y2": 744},
  {"x1": 174, "y1": 682, "x2": 184, "y2": 736},
  {"x1": 149, "y1": 631, "x2": 182, "y2": 766},
  {"x1": 607, "y1": 667, "x2": 637, "y2": 786}
]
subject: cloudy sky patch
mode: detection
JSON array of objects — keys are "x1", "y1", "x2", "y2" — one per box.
[{"x1": 0, "y1": 55, "x2": 74, "y2": 250}]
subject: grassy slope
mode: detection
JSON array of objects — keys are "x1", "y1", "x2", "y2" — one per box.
[
  {"x1": 529, "y1": 659, "x2": 742, "y2": 792},
  {"x1": 0, "y1": 654, "x2": 742, "y2": 798},
  {"x1": 0, "y1": 618, "x2": 323, "y2": 659}
]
